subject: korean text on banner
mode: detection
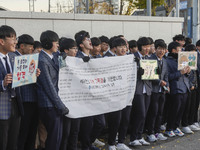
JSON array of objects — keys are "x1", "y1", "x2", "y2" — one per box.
[{"x1": 58, "y1": 55, "x2": 137, "y2": 118}]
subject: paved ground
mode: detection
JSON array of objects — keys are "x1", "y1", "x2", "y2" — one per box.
[{"x1": 96, "y1": 130, "x2": 200, "y2": 150}]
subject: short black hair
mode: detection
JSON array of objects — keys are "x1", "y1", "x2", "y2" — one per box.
[
  {"x1": 17, "y1": 34, "x2": 34, "y2": 48},
  {"x1": 112, "y1": 38, "x2": 126, "y2": 48},
  {"x1": 128, "y1": 40, "x2": 137, "y2": 49},
  {"x1": 137, "y1": 37, "x2": 151, "y2": 51},
  {"x1": 0, "y1": 25, "x2": 16, "y2": 39},
  {"x1": 148, "y1": 37, "x2": 154, "y2": 44},
  {"x1": 74, "y1": 30, "x2": 90, "y2": 50},
  {"x1": 99, "y1": 35, "x2": 109, "y2": 44},
  {"x1": 117, "y1": 35, "x2": 124, "y2": 38},
  {"x1": 91, "y1": 37, "x2": 101, "y2": 46},
  {"x1": 184, "y1": 37, "x2": 192, "y2": 46},
  {"x1": 109, "y1": 36, "x2": 118, "y2": 49},
  {"x1": 173, "y1": 34, "x2": 185, "y2": 41},
  {"x1": 33, "y1": 41, "x2": 42, "y2": 49},
  {"x1": 196, "y1": 40, "x2": 200, "y2": 47},
  {"x1": 168, "y1": 41, "x2": 181, "y2": 53},
  {"x1": 185, "y1": 44, "x2": 196, "y2": 52},
  {"x1": 155, "y1": 41, "x2": 167, "y2": 49},
  {"x1": 59, "y1": 37, "x2": 77, "y2": 52},
  {"x1": 40, "y1": 30, "x2": 59, "y2": 50},
  {"x1": 154, "y1": 39, "x2": 165, "y2": 45}
]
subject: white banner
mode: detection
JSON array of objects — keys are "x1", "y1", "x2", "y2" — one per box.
[{"x1": 58, "y1": 55, "x2": 137, "y2": 118}]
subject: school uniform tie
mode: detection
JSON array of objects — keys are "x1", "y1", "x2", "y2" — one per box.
[
  {"x1": 158, "y1": 60, "x2": 162, "y2": 70},
  {"x1": 3, "y1": 56, "x2": 16, "y2": 97},
  {"x1": 3, "y1": 56, "x2": 11, "y2": 73}
]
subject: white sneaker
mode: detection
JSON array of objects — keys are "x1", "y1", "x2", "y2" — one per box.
[
  {"x1": 182, "y1": 126, "x2": 194, "y2": 134},
  {"x1": 116, "y1": 143, "x2": 131, "y2": 150},
  {"x1": 129, "y1": 140, "x2": 142, "y2": 146},
  {"x1": 193, "y1": 122, "x2": 200, "y2": 128},
  {"x1": 108, "y1": 145, "x2": 116, "y2": 150},
  {"x1": 189, "y1": 124, "x2": 200, "y2": 131},
  {"x1": 160, "y1": 124, "x2": 166, "y2": 131},
  {"x1": 173, "y1": 128, "x2": 184, "y2": 136},
  {"x1": 164, "y1": 130, "x2": 176, "y2": 137},
  {"x1": 147, "y1": 134, "x2": 157, "y2": 142},
  {"x1": 138, "y1": 138, "x2": 150, "y2": 146},
  {"x1": 93, "y1": 139, "x2": 105, "y2": 146},
  {"x1": 155, "y1": 133, "x2": 167, "y2": 141}
]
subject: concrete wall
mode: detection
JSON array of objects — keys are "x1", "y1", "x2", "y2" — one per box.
[{"x1": 0, "y1": 11, "x2": 184, "y2": 44}]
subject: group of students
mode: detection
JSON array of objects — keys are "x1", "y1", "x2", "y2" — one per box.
[{"x1": 1, "y1": 24, "x2": 200, "y2": 150}]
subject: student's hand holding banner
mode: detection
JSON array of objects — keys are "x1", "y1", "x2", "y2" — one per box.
[
  {"x1": 3, "y1": 74, "x2": 13, "y2": 87},
  {"x1": 156, "y1": 67, "x2": 161, "y2": 75},
  {"x1": 180, "y1": 66, "x2": 190, "y2": 75},
  {"x1": 82, "y1": 56, "x2": 90, "y2": 62},
  {"x1": 138, "y1": 67, "x2": 144, "y2": 75},
  {"x1": 57, "y1": 103, "x2": 69, "y2": 115},
  {"x1": 36, "y1": 68, "x2": 41, "y2": 77}
]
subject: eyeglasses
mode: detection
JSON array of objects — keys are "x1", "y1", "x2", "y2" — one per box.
[{"x1": 84, "y1": 37, "x2": 91, "y2": 41}]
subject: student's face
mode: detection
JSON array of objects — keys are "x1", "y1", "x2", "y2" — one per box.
[
  {"x1": 82, "y1": 37, "x2": 93, "y2": 50},
  {"x1": 91, "y1": 45, "x2": 101, "y2": 55},
  {"x1": 115, "y1": 45, "x2": 127, "y2": 56},
  {"x1": 140, "y1": 45, "x2": 151, "y2": 56},
  {"x1": 165, "y1": 49, "x2": 168, "y2": 54},
  {"x1": 50, "y1": 41, "x2": 59, "y2": 53},
  {"x1": 172, "y1": 46, "x2": 181, "y2": 53},
  {"x1": 130, "y1": 47, "x2": 138, "y2": 53},
  {"x1": 64, "y1": 47, "x2": 78, "y2": 57},
  {"x1": 149, "y1": 44, "x2": 155, "y2": 54},
  {"x1": 0, "y1": 36, "x2": 17, "y2": 54},
  {"x1": 176, "y1": 40, "x2": 185, "y2": 47},
  {"x1": 21, "y1": 44, "x2": 34, "y2": 54},
  {"x1": 155, "y1": 46, "x2": 165, "y2": 59},
  {"x1": 33, "y1": 47, "x2": 42, "y2": 53},
  {"x1": 120, "y1": 37, "x2": 129, "y2": 51},
  {"x1": 101, "y1": 42, "x2": 109, "y2": 52},
  {"x1": 196, "y1": 46, "x2": 200, "y2": 51}
]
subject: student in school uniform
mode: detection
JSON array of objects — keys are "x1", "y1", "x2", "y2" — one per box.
[
  {"x1": 37, "y1": 30, "x2": 69, "y2": 150},
  {"x1": 99, "y1": 35, "x2": 109, "y2": 56},
  {"x1": 129, "y1": 37, "x2": 152, "y2": 147},
  {"x1": 15, "y1": 34, "x2": 40, "y2": 150},
  {"x1": 194, "y1": 40, "x2": 200, "y2": 128},
  {"x1": 90, "y1": 37, "x2": 106, "y2": 147},
  {"x1": 90, "y1": 37, "x2": 102, "y2": 58},
  {"x1": 164, "y1": 42, "x2": 190, "y2": 137},
  {"x1": 145, "y1": 40, "x2": 169, "y2": 142},
  {"x1": 147, "y1": 37, "x2": 155, "y2": 57},
  {"x1": 59, "y1": 37, "x2": 81, "y2": 150},
  {"x1": 0, "y1": 25, "x2": 24, "y2": 150},
  {"x1": 128, "y1": 40, "x2": 138, "y2": 54},
  {"x1": 181, "y1": 44, "x2": 200, "y2": 133},
  {"x1": 172, "y1": 34, "x2": 186, "y2": 51},
  {"x1": 33, "y1": 41, "x2": 42, "y2": 53},
  {"x1": 107, "y1": 37, "x2": 131, "y2": 150},
  {"x1": 103, "y1": 36, "x2": 117, "y2": 57},
  {"x1": 75, "y1": 30, "x2": 100, "y2": 150}
]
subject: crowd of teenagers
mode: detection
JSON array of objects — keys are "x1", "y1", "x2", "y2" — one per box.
[{"x1": 1, "y1": 24, "x2": 200, "y2": 150}]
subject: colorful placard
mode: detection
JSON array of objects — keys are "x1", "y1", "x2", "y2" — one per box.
[
  {"x1": 12, "y1": 53, "x2": 39, "y2": 88},
  {"x1": 178, "y1": 52, "x2": 197, "y2": 70},
  {"x1": 140, "y1": 59, "x2": 159, "y2": 80}
]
